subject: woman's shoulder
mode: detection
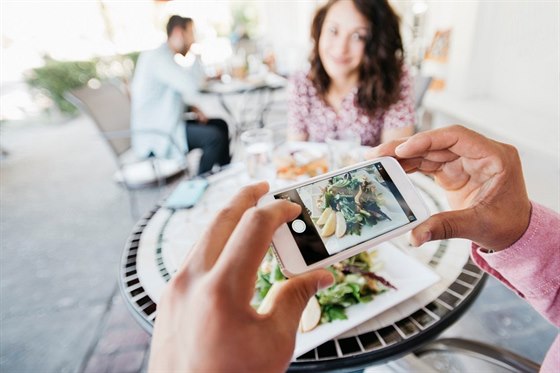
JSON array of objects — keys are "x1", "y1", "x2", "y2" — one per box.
[
  {"x1": 289, "y1": 70, "x2": 313, "y2": 87},
  {"x1": 288, "y1": 70, "x2": 316, "y2": 99}
]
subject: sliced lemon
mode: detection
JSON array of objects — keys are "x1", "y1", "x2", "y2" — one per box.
[
  {"x1": 299, "y1": 296, "x2": 321, "y2": 333},
  {"x1": 320, "y1": 210, "x2": 336, "y2": 237},
  {"x1": 316, "y1": 207, "x2": 333, "y2": 225}
]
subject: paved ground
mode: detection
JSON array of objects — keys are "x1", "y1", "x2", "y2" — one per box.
[{"x1": 1, "y1": 114, "x2": 557, "y2": 372}]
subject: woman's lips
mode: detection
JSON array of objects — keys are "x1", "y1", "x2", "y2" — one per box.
[{"x1": 328, "y1": 55, "x2": 352, "y2": 65}]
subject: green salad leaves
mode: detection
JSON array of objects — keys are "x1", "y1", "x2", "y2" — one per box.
[
  {"x1": 254, "y1": 250, "x2": 396, "y2": 326},
  {"x1": 318, "y1": 171, "x2": 391, "y2": 237}
]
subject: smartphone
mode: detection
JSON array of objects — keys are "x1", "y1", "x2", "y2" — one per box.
[
  {"x1": 164, "y1": 179, "x2": 209, "y2": 209},
  {"x1": 259, "y1": 157, "x2": 430, "y2": 277}
]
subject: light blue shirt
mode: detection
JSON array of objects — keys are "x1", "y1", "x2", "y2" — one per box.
[{"x1": 130, "y1": 43, "x2": 203, "y2": 158}]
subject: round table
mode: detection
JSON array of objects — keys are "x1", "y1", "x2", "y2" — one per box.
[
  {"x1": 119, "y1": 163, "x2": 486, "y2": 371},
  {"x1": 200, "y1": 73, "x2": 286, "y2": 134}
]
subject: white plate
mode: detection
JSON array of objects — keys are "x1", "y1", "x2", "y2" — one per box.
[{"x1": 292, "y1": 241, "x2": 440, "y2": 358}]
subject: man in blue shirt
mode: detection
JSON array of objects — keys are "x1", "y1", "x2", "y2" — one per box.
[{"x1": 131, "y1": 15, "x2": 230, "y2": 174}]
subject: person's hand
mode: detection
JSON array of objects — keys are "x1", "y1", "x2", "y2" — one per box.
[
  {"x1": 148, "y1": 182, "x2": 334, "y2": 372},
  {"x1": 190, "y1": 105, "x2": 208, "y2": 124},
  {"x1": 368, "y1": 125, "x2": 531, "y2": 251}
]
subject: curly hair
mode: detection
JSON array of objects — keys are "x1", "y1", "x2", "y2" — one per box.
[{"x1": 308, "y1": 0, "x2": 404, "y2": 115}]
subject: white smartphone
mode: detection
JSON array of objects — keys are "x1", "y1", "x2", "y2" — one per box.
[{"x1": 259, "y1": 157, "x2": 430, "y2": 277}]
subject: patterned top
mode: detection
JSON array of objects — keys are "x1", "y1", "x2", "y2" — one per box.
[{"x1": 288, "y1": 66, "x2": 415, "y2": 146}]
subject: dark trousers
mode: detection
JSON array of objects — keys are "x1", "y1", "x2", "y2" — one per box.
[{"x1": 186, "y1": 118, "x2": 231, "y2": 175}]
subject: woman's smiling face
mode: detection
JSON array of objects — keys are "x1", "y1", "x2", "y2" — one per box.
[{"x1": 318, "y1": 0, "x2": 369, "y2": 83}]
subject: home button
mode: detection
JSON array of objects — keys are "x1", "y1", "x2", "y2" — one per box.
[{"x1": 291, "y1": 219, "x2": 306, "y2": 233}]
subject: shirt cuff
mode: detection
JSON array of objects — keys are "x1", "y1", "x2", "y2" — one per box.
[{"x1": 471, "y1": 202, "x2": 560, "y2": 298}]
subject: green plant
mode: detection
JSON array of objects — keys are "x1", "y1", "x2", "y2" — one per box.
[
  {"x1": 25, "y1": 58, "x2": 98, "y2": 115},
  {"x1": 25, "y1": 52, "x2": 140, "y2": 115}
]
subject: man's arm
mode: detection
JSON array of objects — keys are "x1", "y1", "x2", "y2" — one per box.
[{"x1": 369, "y1": 125, "x2": 559, "y2": 370}]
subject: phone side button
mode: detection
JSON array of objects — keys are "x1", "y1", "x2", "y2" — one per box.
[{"x1": 291, "y1": 219, "x2": 306, "y2": 234}]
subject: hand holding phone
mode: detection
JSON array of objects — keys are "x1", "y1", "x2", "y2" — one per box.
[{"x1": 259, "y1": 157, "x2": 430, "y2": 277}]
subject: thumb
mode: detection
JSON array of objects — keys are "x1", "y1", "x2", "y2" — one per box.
[
  {"x1": 410, "y1": 209, "x2": 479, "y2": 246},
  {"x1": 269, "y1": 269, "x2": 334, "y2": 332}
]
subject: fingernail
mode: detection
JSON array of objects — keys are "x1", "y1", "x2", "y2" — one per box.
[
  {"x1": 395, "y1": 143, "x2": 406, "y2": 153},
  {"x1": 318, "y1": 273, "x2": 335, "y2": 290}
]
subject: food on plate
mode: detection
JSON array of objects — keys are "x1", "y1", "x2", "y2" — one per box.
[
  {"x1": 316, "y1": 207, "x2": 333, "y2": 225},
  {"x1": 257, "y1": 281, "x2": 284, "y2": 315},
  {"x1": 335, "y1": 211, "x2": 347, "y2": 238},
  {"x1": 299, "y1": 296, "x2": 321, "y2": 333},
  {"x1": 315, "y1": 172, "x2": 391, "y2": 238},
  {"x1": 320, "y1": 209, "x2": 336, "y2": 237},
  {"x1": 275, "y1": 149, "x2": 328, "y2": 180},
  {"x1": 254, "y1": 249, "x2": 396, "y2": 333}
]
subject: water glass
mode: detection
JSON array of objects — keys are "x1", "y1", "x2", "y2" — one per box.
[
  {"x1": 325, "y1": 131, "x2": 362, "y2": 171},
  {"x1": 240, "y1": 128, "x2": 274, "y2": 179}
]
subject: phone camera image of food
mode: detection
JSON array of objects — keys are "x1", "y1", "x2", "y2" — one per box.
[
  {"x1": 288, "y1": 163, "x2": 417, "y2": 261},
  {"x1": 262, "y1": 157, "x2": 430, "y2": 276}
]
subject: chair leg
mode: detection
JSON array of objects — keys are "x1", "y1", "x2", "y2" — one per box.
[
  {"x1": 414, "y1": 338, "x2": 540, "y2": 373},
  {"x1": 149, "y1": 158, "x2": 165, "y2": 194},
  {"x1": 118, "y1": 165, "x2": 140, "y2": 220}
]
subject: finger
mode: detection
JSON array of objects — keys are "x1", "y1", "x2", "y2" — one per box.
[
  {"x1": 392, "y1": 158, "x2": 442, "y2": 174},
  {"x1": 181, "y1": 182, "x2": 269, "y2": 273},
  {"x1": 395, "y1": 125, "x2": 493, "y2": 160},
  {"x1": 421, "y1": 150, "x2": 460, "y2": 163},
  {"x1": 267, "y1": 270, "x2": 334, "y2": 333},
  {"x1": 213, "y1": 199, "x2": 302, "y2": 291},
  {"x1": 366, "y1": 138, "x2": 407, "y2": 159},
  {"x1": 408, "y1": 208, "x2": 480, "y2": 246}
]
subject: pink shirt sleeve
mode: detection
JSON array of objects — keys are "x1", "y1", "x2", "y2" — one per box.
[
  {"x1": 382, "y1": 65, "x2": 416, "y2": 130},
  {"x1": 287, "y1": 72, "x2": 310, "y2": 138},
  {"x1": 471, "y1": 202, "x2": 560, "y2": 372}
]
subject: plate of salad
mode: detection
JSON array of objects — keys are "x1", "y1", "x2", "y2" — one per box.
[{"x1": 253, "y1": 241, "x2": 440, "y2": 358}]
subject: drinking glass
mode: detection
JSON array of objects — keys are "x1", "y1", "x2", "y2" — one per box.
[
  {"x1": 240, "y1": 128, "x2": 274, "y2": 179},
  {"x1": 325, "y1": 131, "x2": 362, "y2": 171}
]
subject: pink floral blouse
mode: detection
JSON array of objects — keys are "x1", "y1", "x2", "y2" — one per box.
[{"x1": 287, "y1": 66, "x2": 415, "y2": 147}]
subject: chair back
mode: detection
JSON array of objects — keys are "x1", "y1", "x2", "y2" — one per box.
[{"x1": 66, "y1": 82, "x2": 132, "y2": 157}]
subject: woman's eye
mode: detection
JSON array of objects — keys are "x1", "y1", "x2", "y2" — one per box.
[
  {"x1": 351, "y1": 33, "x2": 366, "y2": 42},
  {"x1": 328, "y1": 26, "x2": 337, "y2": 35}
]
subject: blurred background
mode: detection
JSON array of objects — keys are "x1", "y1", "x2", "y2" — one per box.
[{"x1": 1, "y1": 1, "x2": 558, "y2": 372}]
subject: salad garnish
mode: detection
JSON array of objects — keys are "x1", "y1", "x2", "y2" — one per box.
[{"x1": 254, "y1": 249, "x2": 396, "y2": 332}]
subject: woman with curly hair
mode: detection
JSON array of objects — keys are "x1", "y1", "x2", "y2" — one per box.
[{"x1": 288, "y1": 0, "x2": 415, "y2": 146}]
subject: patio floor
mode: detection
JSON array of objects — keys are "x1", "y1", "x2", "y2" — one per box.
[{"x1": 1, "y1": 114, "x2": 557, "y2": 372}]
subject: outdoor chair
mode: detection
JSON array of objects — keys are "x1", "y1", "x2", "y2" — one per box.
[
  {"x1": 65, "y1": 81, "x2": 187, "y2": 216},
  {"x1": 414, "y1": 337, "x2": 540, "y2": 373}
]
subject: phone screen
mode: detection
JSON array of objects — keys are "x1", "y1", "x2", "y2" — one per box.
[{"x1": 274, "y1": 162, "x2": 417, "y2": 265}]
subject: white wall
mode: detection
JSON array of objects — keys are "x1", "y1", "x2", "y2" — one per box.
[
  {"x1": 479, "y1": 2, "x2": 559, "y2": 118},
  {"x1": 257, "y1": 1, "x2": 319, "y2": 75},
  {"x1": 422, "y1": 1, "x2": 559, "y2": 154},
  {"x1": 421, "y1": 1, "x2": 559, "y2": 210}
]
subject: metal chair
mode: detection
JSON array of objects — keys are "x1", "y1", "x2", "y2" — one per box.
[
  {"x1": 414, "y1": 338, "x2": 541, "y2": 373},
  {"x1": 65, "y1": 81, "x2": 187, "y2": 216}
]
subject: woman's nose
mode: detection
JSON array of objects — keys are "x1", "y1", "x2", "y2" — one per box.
[{"x1": 331, "y1": 35, "x2": 350, "y2": 55}]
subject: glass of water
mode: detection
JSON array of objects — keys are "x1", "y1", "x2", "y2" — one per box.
[
  {"x1": 240, "y1": 128, "x2": 274, "y2": 179},
  {"x1": 325, "y1": 131, "x2": 362, "y2": 171}
]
